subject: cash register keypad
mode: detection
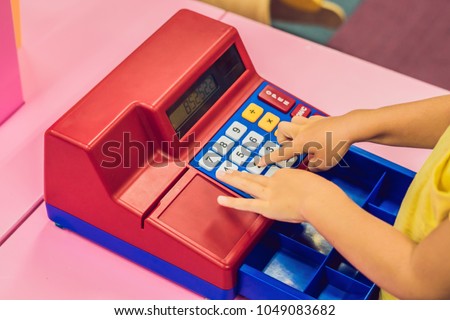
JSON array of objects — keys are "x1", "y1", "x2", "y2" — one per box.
[{"x1": 192, "y1": 82, "x2": 313, "y2": 197}]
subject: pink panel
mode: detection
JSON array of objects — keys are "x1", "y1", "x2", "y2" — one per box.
[
  {"x1": 0, "y1": 204, "x2": 201, "y2": 299},
  {"x1": 0, "y1": 0, "x2": 23, "y2": 124}
]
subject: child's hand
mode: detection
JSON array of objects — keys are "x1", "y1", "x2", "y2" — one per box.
[
  {"x1": 259, "y1": 115, "x2": 352, "y2": 172},
  {"x1": 216, "y1": 168, "x2": 347, "y2": 223}
]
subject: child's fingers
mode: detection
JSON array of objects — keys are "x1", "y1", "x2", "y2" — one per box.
[
  {"x1": 217, "y1": 196, "x2": 267, "y2": 214},
  {"x1": 220, "y1": 169, "x2": 269, "y2": 185},
  {"x1": 274, "y1": 129, "x2": 288, "y2": 144},
  {"x1": 291, "y1": 115, "x2": 309, "y2": 125},
  {"x1": 276, "y1": 121, "x2": 298, "y2": 144},
  {"x1": 306, "y1": 150, "x2": 328, "y2": 172},
  {"x1": 216, "y1": 170, "x2": 267, "y2": 198},
  {"x1": 258, "y1": 143, "x2": 296, "y2": 167},
  {"x1": 237, "y1": 170, "x2": 270, "y2": 185}
]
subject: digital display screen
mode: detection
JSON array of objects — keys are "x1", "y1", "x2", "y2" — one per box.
[
  {"x1": 168, "y1": 75, "x2": 218, "y2": 131},
  {"x1": 167, "y1": 45, "x2": 245, "y2": 137}
]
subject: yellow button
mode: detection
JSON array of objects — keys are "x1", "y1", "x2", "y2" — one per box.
[
  {"x1": 242, "y1": 103, "x2": 264, "y2": 123},
  {"x1": 258, "y1": 112, "x2": 280, "y2": 132}
]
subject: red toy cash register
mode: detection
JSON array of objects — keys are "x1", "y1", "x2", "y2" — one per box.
[{"x1": 45, "y1": 9, "x2": 415, "y2": 300}]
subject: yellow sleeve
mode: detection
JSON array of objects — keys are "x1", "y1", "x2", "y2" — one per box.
[
  {"x1": 199, "y1": 0, "x2": 271, "y2": 24},
  {"x1": 433, "y1": 147, "x2": 450, "y2": 221}
]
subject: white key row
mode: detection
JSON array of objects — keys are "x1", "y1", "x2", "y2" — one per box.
[
  {"x1": 198, "y1": 147, "x2": 298, "y2": 173},
  {"x1": 213, "y1": 132, "x2": 271, "y2": 158},
  {"x1": 225, "y1": 121, "x2": 266, "y2": 149}
]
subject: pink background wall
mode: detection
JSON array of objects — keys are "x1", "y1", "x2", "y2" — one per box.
[{"x1": 0, "y1": 0, "x2": 23, "y2": 124}]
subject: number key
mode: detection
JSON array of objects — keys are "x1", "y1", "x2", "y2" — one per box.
[
  {"x1": 229, "y1": 145, "x2": 251, "y2": 166},
  {"x1": 246, "y1": 156, "x2": 265, "y2": 174},
  {"x1": 258, "y1": 140, "x2": 279, "y2": 157},
  {"x1": 217, "y1": 160, "x2": 238, "y2": 173},
  {"x1": 198, "y1": 150, "x2": 222, "y2": 171},
  {"x1": 212, "y1": 136, "x2": 235, "y2": 156},
  {"x1": 242, "y1": 131, "x2": 264, "y2": 151},
  {"x1": 276, "y1": 156, "x2": 298, "y2": 168},
  {"x1": 225, "y1": 121, "x2": 247, "y2": 141}
]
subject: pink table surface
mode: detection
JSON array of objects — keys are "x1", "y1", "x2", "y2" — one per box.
[
  {"x1": 0, "y1": 0, "x2": 222, "y2": 300},
  {"x1": 1, "y1": 2, "x2": 449, "y2": 299},
  {"x1": 0, "y1": 0, "x2": 225, "y2": 243},
  {"x1": 0, "y1": 203, "x2": 201, "y2": 299}
]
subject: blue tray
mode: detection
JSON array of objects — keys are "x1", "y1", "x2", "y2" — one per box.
[{"x1": 238, "y1": 145, "x2": 415, "y2": 300}]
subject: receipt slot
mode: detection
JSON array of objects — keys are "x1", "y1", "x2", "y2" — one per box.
[{"x1": 45, "y1": 10, "x2": 415, "y2": 299}]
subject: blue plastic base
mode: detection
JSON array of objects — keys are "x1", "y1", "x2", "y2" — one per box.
[{"x1": 46, "y1": 204, "x2": 236, "y2": 300}]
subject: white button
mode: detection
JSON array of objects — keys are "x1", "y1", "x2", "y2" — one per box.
[
  {"x1": 212, "y1": 135, "x2": 235, "y2": 156},
  {"x1": 276, "y1": 156, "x2": 298, "y2": 168},
  {"x1": 259, "y1": 140, "x2": 279, "y2": 157},
  {"x1": 264, "y1": 166, "x2": 280, "y2": 177},
  {"x1": 217, "y1": 160, "x2": 238, "y2": 173},
  {"x1": 198, "y1": 150, "x2": 222, "y2": 171},
  {"x1": 229, "y1": 145, "x2": 251, "y2": 166},
  {"x1": 242, "y1": 131, "x2": 264, "y2": 151},
  {"x1": 246, "y1": 156, "x2": 265, "y2": 174},
  {"x1": 225, "y1": 121, "x2": 247, "y2": 141}
]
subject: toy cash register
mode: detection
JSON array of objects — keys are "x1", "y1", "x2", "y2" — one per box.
[{"x1": 44, "y1": 9, "x2": 415, "y2": 299}]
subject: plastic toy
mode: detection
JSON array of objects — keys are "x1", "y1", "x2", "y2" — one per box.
[{"x1": 44, "y1": 9, "x2": 415, "y2": 300}]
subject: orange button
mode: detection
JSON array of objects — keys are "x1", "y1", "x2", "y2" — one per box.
[
  {"x1": 242, "y1": 103, "x2": 264, "y2": 123},
  {"x1": 258, "y1": 112, "x2": 280, "y2": 132}
]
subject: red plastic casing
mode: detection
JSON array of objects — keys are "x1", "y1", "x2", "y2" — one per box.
[{"x1": 44, "y1": 10, "x2": 272, "y2": 290}]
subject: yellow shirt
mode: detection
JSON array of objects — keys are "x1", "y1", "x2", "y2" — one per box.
[{"x1": 380, "y1": 125, "x2": 450, "y2": 299}]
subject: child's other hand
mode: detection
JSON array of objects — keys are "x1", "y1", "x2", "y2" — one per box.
[
  {"x1": 216, "y1": 168, "x2": 346, "y2": 223},
  {"x1": 259, "y1": 115, "x2": 352, "y2": 172}
]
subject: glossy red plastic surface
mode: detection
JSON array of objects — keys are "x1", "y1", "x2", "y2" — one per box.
[
  {"x1": 44, "y1": 9, "x2": 271, "y2": 290},
  {"x1": 258, "y1": 84, "x2": 295, "y2": 113},
  {"x1": 157, "y1": 175, "x2": 259, "y2": 259},
  {"x1": 291, "y1": 104, "x2": 311, "y2": 118}
]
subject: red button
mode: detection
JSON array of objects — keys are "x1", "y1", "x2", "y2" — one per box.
[
  {"x1": 290, "y1": 104, "x2": 311, "y2": 118},
  {"x1": 258, "y1": 85, "x2": 295, "y2": 113}
]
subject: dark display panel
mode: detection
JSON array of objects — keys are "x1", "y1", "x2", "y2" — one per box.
[{"x1": 167, "y1": 45, "x2": 246, "y2": 137}]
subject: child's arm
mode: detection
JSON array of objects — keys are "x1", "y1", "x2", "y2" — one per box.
[
  {"x1": 345, "y1": 94, "x2": 450, "y2": 148},
  {"x1": 216, "y1": 169, "x2": 450, "y2": 299},
  {"x1": 259, "y1": 95, "x2": 450, "y2": 170},
  {"x1": 216, "y1": 95, "x2": 450, "y2": 298}
]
